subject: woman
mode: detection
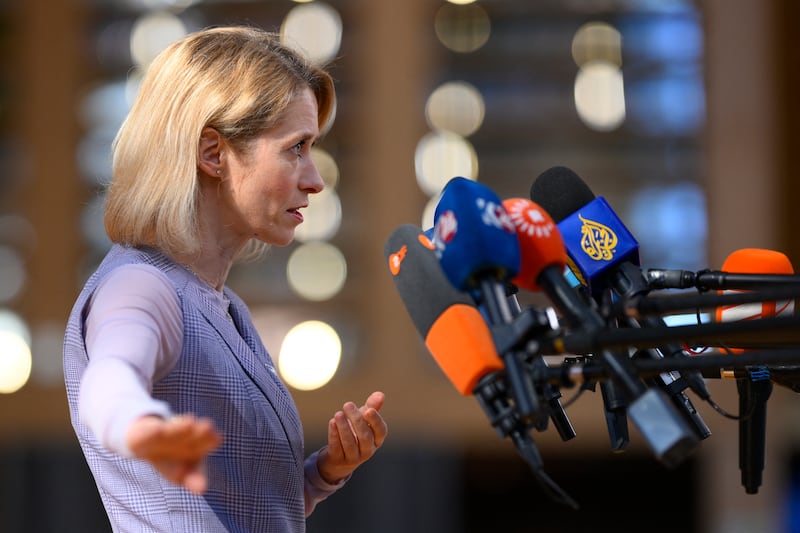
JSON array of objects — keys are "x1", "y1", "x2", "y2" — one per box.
[{"x1": 63, "y1": 26, "x2": 388, "y2": 532}]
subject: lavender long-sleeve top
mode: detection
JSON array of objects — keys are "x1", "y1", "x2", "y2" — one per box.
[{"x1": 64, "y1": 245, "x2": 344, "y2": 532}]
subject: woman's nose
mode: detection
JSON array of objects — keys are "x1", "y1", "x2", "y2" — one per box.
[{"x1": 302, "y1": 161, "x2": 325, "y2": 193}]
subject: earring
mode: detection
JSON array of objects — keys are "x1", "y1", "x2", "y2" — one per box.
[{"x1": 216, "y1": 169, "x2": 221, "y2": 175}]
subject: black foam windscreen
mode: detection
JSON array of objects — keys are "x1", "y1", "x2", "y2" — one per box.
[
  {"x1": 383, "y1": 223, "x2": 474, "y2": 339},
  {"x1": 530, "y1": 166, "x2": 596, "y2": 223}
]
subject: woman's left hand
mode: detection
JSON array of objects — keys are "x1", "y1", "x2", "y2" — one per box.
[{"x1": 318, "y1": 391, "x2": 388, "y2": 484}]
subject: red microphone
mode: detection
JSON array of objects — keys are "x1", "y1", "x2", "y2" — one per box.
[
  {"x1": 503, "y1": 197, "x2": 567, "y2": 293},
  {"x1": 715, "y1": 248, "x2": 795, "y2": 495},
  {"x1": 716, "y1": 248, "x2": 795, "y2": 327}
]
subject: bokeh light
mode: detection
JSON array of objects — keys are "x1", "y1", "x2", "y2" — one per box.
[
  {"x1": 574, "y1": 61, "x2": 627, "y2": 131},
  {"x1": 278, "y1": 320, "x2": 341, "y2": 390},
  {"x1": 293, "y1": 187, "x2": 342, "y2": 243},
  {"x1": 281, "y1": 2, "x2": 343, "y2": 66},
  {"x1": 129, "y1": 11, "x2": 188, "y2": 68},
  {"x1": 425, "y1": 81, "x2": 485, "y2": 137},
  {"x1": 434, "y1": 2, "x2": 491, "y2": 53},
  {"x1": 421, "y1": 195, "x2": 440, "y2": 232},
  {"x1": 286, "y1": 242, "x2": 347, "y2": 301},
  {"x1": 414, "y1": 131, "x2": 479, "y2": 196},
  {"x1": 0, "y1": 310, "x2": 32, "y2": 393},
  {"x1": 311, "y1": 147, "x2": 340, "y2": 189},
  {"x1": 572, "y1": 22, "x2": 623, "y2": 67}
]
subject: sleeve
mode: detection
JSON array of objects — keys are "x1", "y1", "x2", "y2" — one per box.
[
  {"x1": 79, "y1": 263, "x2": 183, "y2": 457},
  {"x1": 303, "y1": 447, "x2": 351, "y2": 517}
]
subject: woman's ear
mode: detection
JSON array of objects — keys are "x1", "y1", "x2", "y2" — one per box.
[{"x1": 198, "y1": 126, "x2": 224, "y2": 177}]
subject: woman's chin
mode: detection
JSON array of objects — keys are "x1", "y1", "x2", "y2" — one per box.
[{"x1": 265, "y1": 233, "x2": 295, "y2": 248}]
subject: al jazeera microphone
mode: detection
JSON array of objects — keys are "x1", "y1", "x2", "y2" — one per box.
[
  {"x1": 530, "y1": 166, "x2": 713, "y2": 441},
  {"x1": 498, "y1": 196, "x2": 698, "y2": 466}
]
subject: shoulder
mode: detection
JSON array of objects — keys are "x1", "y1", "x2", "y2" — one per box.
[
  {"x1": 92, "y1": 263, "x2": 179, "y2": 316},
  {"x1": 98, "y1": 262, "x2": 174, "y2": 292}
]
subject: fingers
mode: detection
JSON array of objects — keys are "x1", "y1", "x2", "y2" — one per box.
[
  {"x1": 333, "y1": 396, "x2": 388, "y2": 459},
  {"x1": 363, "y1": 391, "x2": 385, "y2": 412},
  {"x1": 332, "y1": 404, "x2": 362, "y2": 461},
  {"x1": 130, "y1": 415, "x2": 222, "y2": 462},
  {"x1": 317, "y1": 394, "x2": 389, "y2": 484},
  {"x1": 127, "y1": 414, "x2": 222, "y2": 495},
  {"x1": 364, "y1": 408, "x2": 388, "y2": 448},
  {"x1": 182, "y1": 468, "x2": 210, "y2": 495},
  {"x1": 152, "y1": 458, "x2": 209, "y2": 494},
  {"x1": 174, "y1": 463, "x2": 209, "y2": 495},
  {"x1": 162, "y1": 415, "x2": 222, "y2": 459},
  {"x1": 326, "y1": 415, "x2": 344, "y2": 458},
  {"x1": 359, "y1": 392, "x2": 388, "y2": 448}
]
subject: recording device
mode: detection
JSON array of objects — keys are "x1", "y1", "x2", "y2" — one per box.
[
  {"x1": 383, "y1": 223, "x2": 504, "y2": 396},
  {"x1": 383, "y1": 221, "x2": 578, "y2": 508},
  {"x1": 502, "y1": 197, "x2": 577, "y2": 441},
  {"x1": 534, "y1": 313, "x2": 800, "y2": 355},
  {"x1": 715, "y1": 248, "x2": 795, "y2": 495},
  {"x1": 536, "y1": 349, "x2": 800, "y2": 390},
  {"x1": 503, "y1": 196, "x2": 625, "y2": 446},
  {"x1": 646, "y1": 268, "x2": 800, "y2": 291},
  {"x1": 715, "y1": 249, "x2": 795, "y2": 327},
  {"x1": 604, "y1": 285, "x2": 800, "y2": 321},
  {"x1": 383, "y1": 168, "x2": 800, "y2": 503},
  {"x1": 531, "y1": 166, "x2": 712, "y2": 441},
  {"x1": 433, "y1": 178, "x2": 698, "y2": 467},
  {"x1": 432, "y1": 177, "x2": 542, "y2": 423}
]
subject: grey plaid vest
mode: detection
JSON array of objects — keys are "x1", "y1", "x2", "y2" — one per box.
[{"x1": 64, "y1": 245, "x2": 306, "y2": 532}]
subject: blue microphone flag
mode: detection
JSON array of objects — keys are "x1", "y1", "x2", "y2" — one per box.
[
  {"x1": 432, "y1": 177, "x2": 521, "y2": 292},
  {"x1": 557, "y1": 196, "x2": 639, "y2": 294}
]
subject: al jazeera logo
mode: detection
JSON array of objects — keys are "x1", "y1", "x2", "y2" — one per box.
[{"x1": 578, "y1": 214, "x2": 617, "y2": 261}]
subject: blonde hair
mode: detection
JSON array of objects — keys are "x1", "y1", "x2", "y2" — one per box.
[{"x1": 104, "y1": 26, "x2": 336, "y2": 259}]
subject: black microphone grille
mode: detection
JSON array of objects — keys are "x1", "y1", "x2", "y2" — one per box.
[{"x1": 530, "y1": 166, "x2": 596, "y2": 223}]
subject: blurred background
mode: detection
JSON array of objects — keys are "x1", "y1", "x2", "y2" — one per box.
[{"x1": 0, "y1": 0, "x2": 798, "y2": 531}]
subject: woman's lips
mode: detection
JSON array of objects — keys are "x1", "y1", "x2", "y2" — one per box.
[{"x1": 288, "y1": 207, "x2": 304, "y2": 223}]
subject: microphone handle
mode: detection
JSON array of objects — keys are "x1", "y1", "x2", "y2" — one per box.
[
  {"x1": 531, "y1": 356, "x2": 576, "y2": 441},
  {"x1": 542, "y1": 314, "x2": 800, "y2": 355},
  {"x1": 634, "y1": 347, "x2": 712, "y2": 441},
  {"x1": 506, "y1": 291, "x2": 575, "y2": 437},
  {"x1": 600, "y1": 379, "x2": 629, "y2": 451},
  {"x1": 699, "y1": 271, "x2": 800, "y2": 290},
  {"x1": 610, "y1": 263, "x2": 712, "y2": 398},
  {"x1": 613, "y1": 286, "x2": 800, "y2": 319},
  {"x1": 478, "y1": 277, "x2": 540, "y2": 422},
  {"x1": 538, "y1": 267, "x2": 646, "y2": 398},
  {"x1": 646, "y1": 269, "x2": 800, "y2": 290},
  {"x1": 473, "y1": 331, "x2": 579, "y2": 510},
  {"x1": 738, "y1": 367, "x2": 772, "y2": 494}
]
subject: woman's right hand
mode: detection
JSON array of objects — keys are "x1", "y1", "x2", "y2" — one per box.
[{"x1": 127, "y1": 414, "x2": 223, "y2": 494}]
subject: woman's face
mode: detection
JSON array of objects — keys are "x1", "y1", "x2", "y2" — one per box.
[{"x1": 218, "y1": 86, "x2": 325, "y2": 247}]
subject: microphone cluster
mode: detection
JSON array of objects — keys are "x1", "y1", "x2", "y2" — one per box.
[{"x1": 383, "y1": 166, "x2": 800, "y2": 509}]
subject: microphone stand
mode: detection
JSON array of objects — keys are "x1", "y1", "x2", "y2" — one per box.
[
  {"x1": 533, "y1": 348, "x2": 800, "y2": 387},
  {"x1": 472, "y1": 372, "x2": 579, "y2": 510}
]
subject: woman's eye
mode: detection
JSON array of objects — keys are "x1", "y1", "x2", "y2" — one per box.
[{"x1": 292, "y1": 140, "x2": 306, "y2": 155}]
